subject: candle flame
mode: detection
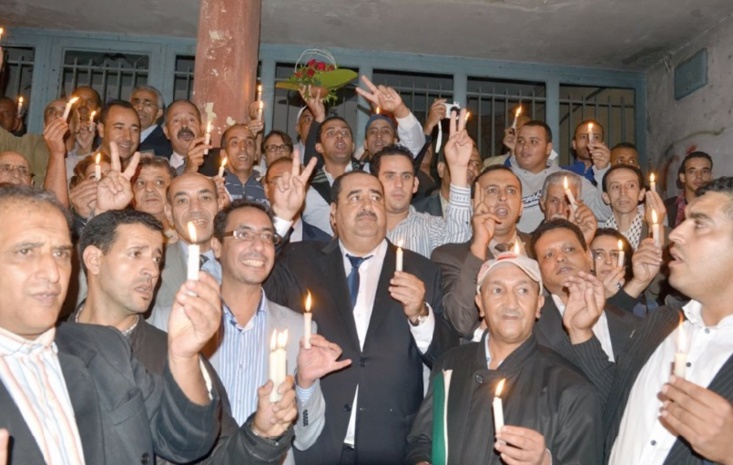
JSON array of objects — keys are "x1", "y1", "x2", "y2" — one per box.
[
  {"x1": 563, "y1": 176, "x2": 569, "y2": 190},
  {"x1": 465, "y1": 111, "x2": 471, "y2": 122},
  {"x1": 677, "y1": 314, "x2": 687, "y2": 353},
  {"x1": 617, "y1": 239, "x2": 623, "y2": 251},
  {"x1": 18, "y1": 96, "x2": 23, "y2": 105},
  {"x1": 90, "y1": 110, "x2": 96, "y2": 123},
  {"x1": 651, "y1": 209, "x2": 658, "y2": 225},
  {"x1": 277, "y1": 329, "x2": 289, "y2": 348},
  {"x1": 257, "y1": 84, "x2": 262, "y2": 93},
  {"x1": 68, "y1": 96, "x2": 79, "y2": 105},
  {"x1": 95, "y1": 152, "x2": 100, "y2": 164},
  {"x1": 587, "y1": 122, "x2": 594, "y2": 133},
  {"x1": 220, "y1": 156, "x2": 227, "y2": 168},
  {"x1": 270, "y1": 331, "x2": 277, "y2": 351},
  {"x1": 495, "y1": 378, "x2": 506, "y2": 397},
  {"x1": 0, "y1": 27, "x2": 4, "y2": 39},
  {"x1": 305, "y1": 291, "x2": 312, "y2": 313},
  {"x1": 187, "y1": 221, "x2": 197, "y2": 243},
  {"x1": 515, "y1": 106, "x2": 522, "y2": 117},
  {"x1": 650, "y1": 172, "x2": 655, "y2": 184},
  {"x1": 512, "y1": 242, "x2": 521, "y2": 254}
]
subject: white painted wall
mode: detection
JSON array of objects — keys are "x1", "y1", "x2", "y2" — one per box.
[{"x1": 647, "y1": 15, "x2": 733, "y2": 198}]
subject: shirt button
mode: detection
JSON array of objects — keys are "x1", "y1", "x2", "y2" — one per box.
[
  {"x1": 651, "y1": 440, "x2": 657, "y2": 446},
  {"x1": 359, "y1": 358, "x2": 367, "y2": 367},
  {"x1": 344, "y1": 404, "x2": 351, "y2": 412},
  {"x1": 140, "y1": 452, "x2": 151, "y2": 464},
  {"x1": 705, "y1": 328, "x2": 711, "y2": 334}
]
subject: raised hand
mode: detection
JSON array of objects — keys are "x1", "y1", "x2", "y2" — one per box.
[
  {"x1": 296, "y1": 333, "x2": 352, "y2": 388},
  {"x1": 184, "y1": 136, "x2": 211, "y2": 173},
  {"x1": 569, "y1": 200, "x2": 598, "y2": 247},
  {"x1": 443, "y1": 108, "x2": 472, "y2": 187},
  {"x1": 470, "y1": 187, "x2": 502, "y2": 260},
  {"x1": 70, "y1": 179, "x2": 98, "y2": 218},
  {"x1": 588, "y1": 140, "x2": 611, "y2": 170},
  {"x1": 43, "y1": 117, "x2": 69, "y2": 159},
  {"x1": 96, "y1": 142, "x2": 140, "y2": 214},
  {"x1": 270, "y1": 155, "x2": 317, "y2": 221},
  {"x1": 600, "y1": 265, "x2": 626, "y2": 299},
  {"x1": 168, "y1": 271, "x2": 222, "y2": 359},
  {"x1": 253, "y1": 375, "x2": 298, "y2": 439},
  {"x1": 389, "y1": 271, "x2": 427, "y2": 322},
  {"x1": 424, "y1": 98, "x2": 447, "y2": 135},
  {"x1": 624, "y1": 237, "x2": 664, "y2": 298},
  {"x1": 495, "y1": 426, "x2": 552, "y2": 465},
  {"x1": 299, "y1": 85, "x2": 327, "y2": 123},
  {"x1": 563, "y1": 271, "x2": 605, "y2": 344},
  {"x1": 355, "y1": 75, "x2": 410, "y2": 118}
]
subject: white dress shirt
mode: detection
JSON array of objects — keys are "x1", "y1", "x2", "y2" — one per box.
[
  {"x1": 609, "y1": 300, "x2": 733, "y2": 465},
  {"x1": 339, "y1": 239, "x2": 435, "y2": 446},
  {"x1": 552, "y1": 295, "x2": 615, "y2": 362}
]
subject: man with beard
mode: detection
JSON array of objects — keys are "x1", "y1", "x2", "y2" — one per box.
[
  {"x1": 431, "y1": 165, "x2": 530, "y2": 339},
  {"x1": 531, "y1": 219, "x2": 639, "y2": 361},
  {"x1": 131, "y1": 85, "x2": 172, "y2": 157},
  {"x1": 148, "y1": 172, "x2": 226, "y2": 332},
  {"x1": 556, "y1": 177, "x2": 733, "y2": 465},
  {"x1": 163, "y1": 100, "x2": 210, "y2": 173},
  {"x1": 219, "y1": 124, "x2": 267, "y2": 203},
  {"x1": 75, "y1": 208, "x2": 301, "y2": 464},
  {"x1": 665, "y1": 151, "x2": 713, "y2": 228},
  {"x1": 131, "y1": 155, "x2": 177, "y2": 237},
  {"x1": 539, "y1": 171, "x2": 598, "y2": 246}
]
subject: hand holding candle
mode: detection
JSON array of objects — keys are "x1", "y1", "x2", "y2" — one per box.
[
  {"x1": 651, "y1": 209, "x2": 660, "y2": 247},
  {"x1": 62, "y1": 96, "x2": 79, "y2": 121},
  {"x1": 94, "y1": 152, "x2": 101, "y2": 181},
  {"x1": 186, "y1": 222, "x2": 200, "y2": 281},
  {"x1": 493, "y1": 378, "x2": 506, "y2": 434},
  {"x1": 218, "y1": 156, "x2": 227, "y2": 178},
  {"x1": 563, "y1": 176, "x2": 578, "y2": 213},
  {"x1": 673, "y1": 315, "x2": 688, "y2": 378},
  {"x1": 269, "y1": 329, "x2": 288, "y2": 403},
  {"x1": 304, "y1": 291, "x2": 312, "y2": 349},
  {"x1": 617, "y1": 239, "x2": 625, "y2": 268}
]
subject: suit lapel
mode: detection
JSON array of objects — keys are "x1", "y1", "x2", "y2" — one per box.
[
  {"x1": 318, "y1": 241, "x2": 361, "y2": 351},
  {"x1": 0, "y1": 381, "x2": 46, "y2": 463},
  {"x1": 363, "y1": 242, "x2": 397, "y2": 349}
]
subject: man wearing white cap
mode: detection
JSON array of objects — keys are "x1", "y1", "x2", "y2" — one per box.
[{"x1": 406, "y1": 252, "x2": 602, "y2": 465}]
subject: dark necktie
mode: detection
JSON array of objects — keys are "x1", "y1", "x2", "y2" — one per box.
[{"x1": 346, "y1": 254, "x2": 372, "y2": 308}]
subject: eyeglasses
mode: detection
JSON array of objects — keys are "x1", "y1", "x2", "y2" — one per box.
[
  {"x1": 0, "y1": 164, "x2": 32, "y2": 179},
  {"x1": 222, "y1": 229, "x2": 281, "y2": 245},
  {"x1": 591, "y1": 250, "x2": 620, "y2": 262},
  {"x1": 264, "y1": 144, "x2": 291, "y2": 153}
]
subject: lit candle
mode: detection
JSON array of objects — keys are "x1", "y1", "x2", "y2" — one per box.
[
  {"x1": 465, "y1": 111, "x2": 471, "y2": 122},
  {"x1": 187, "y1": 222, "x2": 200, "y2": 281},
  {"x1": 257, "y1": 100, "x2": 264, "y2": 121},
  {"x1": 493, "y1": 378, "x2": 506, "y2": 434},
  {"x1": 563, "y1": 176, "x2": 578, "y2": 212},
  {"x1": 673, "y1": 316, "x2": 688, "y2": 378},
  {"x1": 16, "y1": 96, "x2": 23, "y2": 118},
  {"x1": 376, "y1": 106, "x2": 381, "y2": 115},
  {"x1": 94, "y1": 152, "x2": 101, "y2": 181},
  {"x1": 649, "y1": 172, "x2": 656, "y2": 192},
  {"x1": 0, "y1": 27, "x2": 4, "y2": 43},
  {"x1": 396, "y1": 242, "x2": 404, "y2": 272},
  {"x1": 587, "y1": 122, "x2": 594, "y2": 145},
  {"x1": 512, "y1": 241, "x2": 521, "y2": 255},
  {"x1": 651, "y1": 209, "x2": 660, "y2": 246},
  {"x1": 511, "y1": 106, "x2": 522, "y2": 130},
  {"x1": 61, "y1": 96, "x2": 79, "y2": 121},
  {"x1": 256, "y1": 84, "x2": 263, "y2": 104},
  {"x1": 617, "y1": 239, "x2": 625, "y2": 268},
  {"x1": 89, "y1": 110, "x2": 96, "y2": 124},
  {"x1": 304, "y1": 291, "x2": 312, "y2": 349},
  {"x1": 204, "y1": 121, "x2": 212, "y2": 155},
  {"x1": 218, "y1": 156, "x2": 227, "y2": 178},
  {"x1": 269, "y1": 329, "x2": 288, "y2": 403}
]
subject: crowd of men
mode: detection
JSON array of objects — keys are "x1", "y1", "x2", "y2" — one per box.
[{"x1": 1, "y1": 47, "x2": 731, "y2": 465}]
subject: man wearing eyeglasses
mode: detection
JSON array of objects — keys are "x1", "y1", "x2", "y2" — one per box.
[
  {"x1": 130, "y1": 85, "x2": 172, "y2": 157},
  {"x1": 207, "y1": 199, "x2": 350, "y2": 463},
  {"x1": 219, "y1": 124, "x2": 267, "y2": 204},
  {"x1": 260, "y1": 130, "x2": 294, "y2": 173},
  {"x1": 0, "y1": 151, "x2": 33, "y2": 186}
]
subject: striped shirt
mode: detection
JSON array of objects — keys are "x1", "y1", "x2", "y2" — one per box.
[
  {"x1": 0, "y1": 326, "x2": 86, "y2": 465},
  {"x1": 208, "y1": 291, "x2": 269, "y2": 425},
  {"x1": 388, "y1": 184, "x2": 472, "y2": 258},
  {"x1": 223, "y1": 171, "x2": 268, "y2": 204}
]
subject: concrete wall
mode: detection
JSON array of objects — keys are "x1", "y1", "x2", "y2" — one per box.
[{"x1": 647, "y1": 15, "x2": 733, "y2": 197}]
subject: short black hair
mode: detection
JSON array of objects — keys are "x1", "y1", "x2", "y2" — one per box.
[
  {"x1": 221, "y1": 123, "x2": 255, "y2": 149},
  {"x1": 79, "y1": 210, "x2": 163, "y2": 273},
  {"x1": 0, "y1": 185, "x2": 72, "y2": 232},
  {"x1": 318, "y1": 116, "x2": 352, "y2": 143},
  {"x1": 521, "y1": 120, "x2": 553, "y2": 143},
  {"x1": 679, "y1": 151, "x2": 713, "y2": 176},
  {"x1": 601, "y1": 164, "x2": 646, "y2": 193},
  {"x1": 474, "y1": 164, "x2": 521, "y2": 194},
  {"x1": 262, "y1": 130, "x2": 294, "y2": 155},
  {"x1": 213, "y1": 199, "x2": 273, "y2": 242},
  {"x1": 370, "y1": 144, "x2": 416, "y2": 176},
  {"x1": 99, "y1": 100, "x2": 138, "y2": 126},
  {"x1": 611, "y1": 142, "x2": 637, "y2": 151},
  {"x1": 165, "y1": 99, "x2": 201, "y2": 123},
  {"x1": 531, "y1": 218, "x2": 588, "y2": 257},
  {"x1": 72, "y1": 86, "x2": 102, "y2": 107},
  {"x1": 574, "y1": 119, "x2": 605, "y2": 140},
  {"x1": 135, "y1": 154, "x2": 177, "y2": 181},
  {"x1": 696, "y1": 177, "x2": 733, "y2": 224},
  {"x1": 592, "y1": 228, "x2": 633, "y2": 281},
  {"x1": 330, "y1": 171, "x2": 380, "y2": 204}
]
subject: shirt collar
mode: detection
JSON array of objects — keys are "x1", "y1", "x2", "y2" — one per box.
[
  {"x1": 683, "y1": 299, "x2": 733, "y2": 328},
  {"x1": 0, "y1": 325, "x2": 56, "y2": 356},
  {"x1": 222, "y1": 288, "x2": 268, "y2": 331},
  {"x1": 339, "y1": 238, "x2": 388, "y2": 262}
]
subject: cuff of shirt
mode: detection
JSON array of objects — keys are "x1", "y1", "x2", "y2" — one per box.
[
  {"x1": 448, "y1": 184, "x2": 471, "y2": 208},
  {"x1": 396, "y1": 111, "x2": 420, "y2": 131},
  {"x1": 295, "y1": 379, "x2": 318, "y2": 403},
  {"x1": 273, "y1": 216, "x2": 294, "y2": 238},
  {"x1": 200, "y1": 357, "x2": 214, "y2": 400},
  {"x1": 409, "y1": 303, "x2": 436, "y2": 353}
]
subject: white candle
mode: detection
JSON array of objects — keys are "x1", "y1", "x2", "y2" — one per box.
[
  {"x1": 257, "y1": 100, "x2": 264, "y2": 121},
  {"x1": 89, "y1": 110, "x2": 96, "y2": 124},
  {"x1": 269, "y1": 329, "x2": 288, "y2": 403},
  {"x1": 563, "y1": 176, "x2": 578, "y2": 212},
  {"x1": 512, "y1": 241, "x2": 521, "y2": 255},
  {"x1": 673, "y1": 317, "x2": 688, "y2": 378},
  {"x1": 218, "y1": 156, "x2": 227, "y2": 178},
  {"x1": 587, "y1": 122, "x2": 594, "y2": 145},
  {"x1": 16, "y1": 96, "x2": 23, "y2": 118},
  {"x1": 651, "y1": 209, "x2": 660, "y2": 247},
  {"x1": 396, "y1": 245, "x2": 404, "y2": 272},
  {"x1": 0, "y1": 27, "x2": 4, "y2": 43},
  {"x1": 256, "y1": 84, "x2": 263, "y2": 104},
  {"x1": 304, "y1": 291, "x2": 312, "y2": 349},
  {"x1": 187, "y1": 222, "x2": 200, "y2": 281},
  {"x1": 617, "y1": 239, "x2": 625, "y2": 268},
  {"x1": 493, "y1": 378, "x2": 506, "y2": 434},
  {"x1": 511, "y1": 106, "x2": 522, "y2": 130},
  {"x1": 62, "y1": 96, "x2": 79, "y2": 121},
  {"x1": 649, "y1": 172, "x2": 656, "y2": 192},
  {"x1": 204, "y1": 121, "x2": 212, "y2": 155},
  {"x1": 94, "y1": 153, "x2": 101, "y2": 181}
]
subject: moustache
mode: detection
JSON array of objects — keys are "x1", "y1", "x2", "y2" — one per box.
[
  {"x1": 356, "y1": 210, "x2": 377, "y2": 220},
  {"x1": 177, "y1": 127, "x2": 195, "y2": 139}
]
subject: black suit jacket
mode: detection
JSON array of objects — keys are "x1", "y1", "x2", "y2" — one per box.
[
  {"x1": 413, "y1": 191, "x2": 443, "y2": 217},
  {"x1": 0, "y1": 323, "x2": 219, "y2": 465},
  {"x1": 301, "y1": 219, "x2": 333, "y2": 242},
  {"x1": 264, "y1": 239, "x2": 458, "y2": 465},
  {"x1": 138, "y1": 124, "x2": 173, "y2": 158}
]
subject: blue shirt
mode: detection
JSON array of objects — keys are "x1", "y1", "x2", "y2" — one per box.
[
  {"x1": 564, "y1": 159, "x2": 597, "y2": 185},
  {"x1": 223, "y1": 171, "x2": 268, "y2": 204}
]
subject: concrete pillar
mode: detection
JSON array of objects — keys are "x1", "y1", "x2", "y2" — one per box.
[{"x1": 192, "y1": 0, "x2": 261, "y2": 146}]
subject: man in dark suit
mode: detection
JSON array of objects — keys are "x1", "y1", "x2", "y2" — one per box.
[
  {"x1": 131, "y1": 85, "x2": 173, "y2": 158},
  {"x1": 265, "y1": 170, "x2": 458, "y2": 465},
  {"x1": 555, "y1": 177, "x2": 733, "y2": 465},
  {"x1": 0, "y1": 185, "x2": 221, "y2": 465},
  {"x1": 432, "y1": 165, "x2": 531, "y2": 339},
  {"x1": 531, "y1": 219, "x2": 640, "y2": 360}
]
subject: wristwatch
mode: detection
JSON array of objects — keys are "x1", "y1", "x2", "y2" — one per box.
[{"x1": 409, "y1": 302, "x2": 430, "y2": 327}]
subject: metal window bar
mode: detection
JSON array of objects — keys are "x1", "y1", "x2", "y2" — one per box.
[
  {"x1": 174, "y1": 56, "x2": 195, "y2": 101},
  {"x1": 61, "y1": 52, "x2": 149, "y2": 102},
  {"x1": 1, "y1": 47, "x2": 36, "y2": 120}
]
